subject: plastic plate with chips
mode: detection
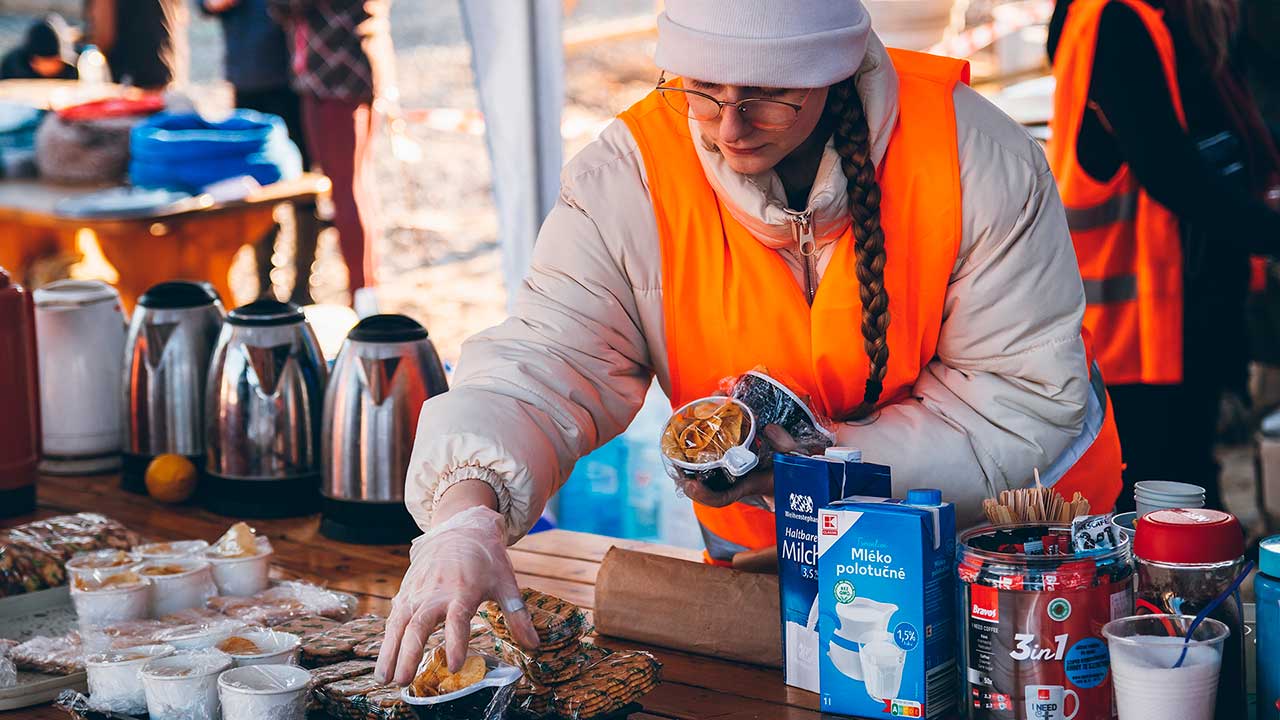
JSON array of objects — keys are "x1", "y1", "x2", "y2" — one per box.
[{"x1": 400, "y1": 653, "x2": 521, "y2": 720}]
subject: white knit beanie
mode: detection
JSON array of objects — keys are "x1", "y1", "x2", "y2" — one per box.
[{"x1": 655, "y1": 0, "x2": 872, "y2": 89}]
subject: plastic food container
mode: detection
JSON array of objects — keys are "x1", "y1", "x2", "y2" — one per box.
[
  {"x1": 71, "y1": 573, "x2": 151, "y2": 628},
  {"x1": 218, "y1": 663, "x2": 311, "y2": 720},
  {"x1": 84, "y1": 644, "x2": 175, "y2": 715},
  {"x1": 216, "y1": 629, "x2": 300, "y2": 667},
  {"x1": 140, "y1": 649, "x2": 234, "y2": 720},
  {"x1": 400, "y1": 658, "x2": 522, "y2": 720},
  {"x1": 66, "y1": 549, "x2": 142, "y2": 583},
  {"x1": 660, "y1": 397, "x2": 760, "y2": 491},
  {"x1": 159, "y1": 618, "x2": 251, "y2": 650},
  {"x1": 134, "y1": 539, "x2": 210, "y2": 559},
  {"x1": 205, "y1": 537, "x2": 273, "y2": 597},
  {"x1": 139, "y1": 559, "x2": 216, "y2": 616}
]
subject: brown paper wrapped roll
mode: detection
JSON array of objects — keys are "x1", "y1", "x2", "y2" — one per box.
[{"x1": 594, "y1": 547, "x2": 782, "y2": 668}]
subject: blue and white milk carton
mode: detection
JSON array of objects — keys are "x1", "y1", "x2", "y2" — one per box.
[
  {"x1": 817, "y1": 490, "x2": 957, "y2": 719},
  {"x1": 773, "y1": 450, "x2": 890, "y2": 692}
]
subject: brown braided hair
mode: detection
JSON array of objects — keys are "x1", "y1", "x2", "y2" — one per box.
[{"x1": 826, "y1": 77, "x2": 888, "y2": 421}]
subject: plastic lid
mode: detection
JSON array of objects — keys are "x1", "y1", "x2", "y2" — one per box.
[
  {"x1": 33, "y1": 279, "x2": 118, "y2": 307},
  {"x1": 1133, "y1": 508, "x2": 1245, "y2": 564},
  {"x1": 906, "y1": 488, "x2": 942, "y2": 506},
  {"x1": 227, "y1": 299, "x2": 303, "y2": 327},
  {"x1": 1261, "y1": 536, "x2": 1280, "y2": 578},
  {"x1": 138, "y1": 281, "x2": 220, "y2": 309},
  {"x1": 825, "y1": 447, "x2": 863, "y2": 462},
  {"x1": 348, "y1": 313, "x2": 428, "y2": 342}
]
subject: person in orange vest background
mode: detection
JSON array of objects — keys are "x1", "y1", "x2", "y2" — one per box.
[
  {"x1": 376, "y1": 0, "x2": 1120, "y2": 681},
  {"x1": 1047, "y1": 0, "x2": 1280, "y2": 513}
]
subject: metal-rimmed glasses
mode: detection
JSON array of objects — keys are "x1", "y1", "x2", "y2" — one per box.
[{"x1": 655, "y1": 73, "x2": 810, "y2": 132}]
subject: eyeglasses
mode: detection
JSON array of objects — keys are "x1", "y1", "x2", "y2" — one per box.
[{"x1": 656, "y1": 73, "x2": 809, "y2": 132}]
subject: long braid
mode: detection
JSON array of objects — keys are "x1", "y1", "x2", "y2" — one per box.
[{"x1": 828, "y1": 78, "x2": 889, "y2": 421}]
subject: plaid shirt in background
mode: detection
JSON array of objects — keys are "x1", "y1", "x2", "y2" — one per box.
[{"x1": 267, "y1": 0, "x2": 394, "y2": 103}]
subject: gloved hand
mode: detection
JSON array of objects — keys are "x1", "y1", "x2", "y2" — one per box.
[
  {"x1": 675, "y1": 424, "x2": 827, "y2": 508},
  {"x1": 375, "y1": 506, "x2": 539, "y2": 685}
]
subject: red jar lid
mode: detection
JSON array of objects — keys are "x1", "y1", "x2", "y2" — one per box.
[{"x1": 1134, "y1": 509, "x2": 1245, "y2": 564}]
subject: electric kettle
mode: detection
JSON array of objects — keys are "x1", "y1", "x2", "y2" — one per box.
[
  {"x1": 204, "y1": 299, "x2": 326, "y2": 517},
  {"x1": 122, "y1": 281, "x2": 225, "y2": 491},
  {"x1": 320, "y1": 314, "x2": 448, "y2": 543}
]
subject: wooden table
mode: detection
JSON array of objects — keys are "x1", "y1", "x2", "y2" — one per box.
[
  {"x1": 2, "y1": 474, "x2": 826, "y2": 719},
  {"x1": 0, "y1": 174, "x2": 329, "y2": 310}
]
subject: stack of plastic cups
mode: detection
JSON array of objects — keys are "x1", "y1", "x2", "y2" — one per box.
[{"x1": 1133, "y1": 481, "x2": 1206, "y2": 516}]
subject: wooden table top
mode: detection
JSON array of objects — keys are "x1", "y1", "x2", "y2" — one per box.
[
  {"x1": 1, "y1": 474, "x2": 825, "y2": 719},
  {"x1": 0, "y1": 174, "x2": 331, "y2": 229}
]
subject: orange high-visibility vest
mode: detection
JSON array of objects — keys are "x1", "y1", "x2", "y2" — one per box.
[
  {"x1": 621, "y1": 49, "x2": 1121, "y2": 563},
  {"x1": 1048, "y1": 0, "x2": 1186, "y2": 386}
]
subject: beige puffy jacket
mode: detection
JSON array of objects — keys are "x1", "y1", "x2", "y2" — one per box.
[{"x1": 405, "y1": 37, "x2": 1090, "y2": 539}]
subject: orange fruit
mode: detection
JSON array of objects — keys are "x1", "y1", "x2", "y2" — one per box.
[{"x1": 145, "y1": 454, "x2": 198, "y2": 504}]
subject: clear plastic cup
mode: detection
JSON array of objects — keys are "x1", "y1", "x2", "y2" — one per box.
[
  {"x1": 1103, "y1": 614, "x2": 1229, "y2": 720},
  {"x1": 218, "y1": 664, "x2": 311, "y2": 720}
]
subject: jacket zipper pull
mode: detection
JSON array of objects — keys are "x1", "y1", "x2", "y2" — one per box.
[{"x1": 784, "y1": 208, "x2": 818, "y2": 305}]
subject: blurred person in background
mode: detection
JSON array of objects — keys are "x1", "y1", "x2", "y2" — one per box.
[
  {"x1": 203, "y1": 0, "x2": 320, "y2": 305},
  {"x1": 268, "y1": 0, "x2": 394, "y2": 303},
  {"x1": 1, "y1": 16, "x2": 77, "y2": 81},
  {"x1": 1048, "y1": 0, "x2": 1280, "y2": 512},
  {"x1": 85, "y1": 0, "x2": 188, "y2": 90}
]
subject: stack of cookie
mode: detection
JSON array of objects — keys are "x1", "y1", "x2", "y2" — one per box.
[
  {"x1": 298, "y1": 614, "x2": 386, "y2": 667},
  {"x1": 315, "y1": 674, "x2": 412, "y2": 720},
  {"x1": 479, "y1": 588, "x2": 663, "y2": 719}
]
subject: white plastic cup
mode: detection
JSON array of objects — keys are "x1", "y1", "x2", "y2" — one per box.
[
  {"x1": 134, "y1": 540, "x2": 210, "y2": 560},
  {"x1": 66, "y1": 550, "x2": 142, "y2": 584},
  {"x1": 1103, "y1": 614, "x2": 1229, "y2": 720},
  {"x1": 84, "y1": 644, "x2": 175, "y2": 715},
  {"x1": 71, "y1": 576, "x2": 151, "y2": 628},
  {"x1": 158, "y1": 618, "x2": 250, "y2": 650},
  {"x1": 205, "y1": 538, "x2": 273, "y2": 597},
  {"x1": 218, "y1": 664, "x2": 311, "y2": 720},
  {"x1": 139, "y1": 559, "x2": 216, "y2": 617},
  {"x1": 217, "y1": 629, "x2": 300, "y2": 667},
  {"x1": 140, "y1": 650, "x2": 234, "y2": 720}
]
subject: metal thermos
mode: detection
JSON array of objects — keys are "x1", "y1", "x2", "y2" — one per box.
[
  {"x1": 0, "y1": 268, "x2": 40, "y2": 516},
  {"x1": 321, "y1": 314, "x2": 447, "y2": 543},
  {"x1": 33, "y1": 280, "x2": 127, "y2": 474},
  {"x1": 122, "y1": 281, "x2": 225, "y2": 492},
  {"x1": 204, "y1": 299, "x2": 326, "y2": 517}
]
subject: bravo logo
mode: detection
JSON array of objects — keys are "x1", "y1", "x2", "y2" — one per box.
[
  {"x1": 789, "y1": 492, "x2": 814, "y2": 514},
  {"x1": 1038, "y1": 689, "x2": 1051, "y2": 701},
  {"x1": 970, "y1": 584, "x2": 999, "y2": 623}
]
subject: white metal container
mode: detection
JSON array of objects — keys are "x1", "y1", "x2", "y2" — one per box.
[{"x1": 32, "y1": 280, "x2": 127, "y2": 474}]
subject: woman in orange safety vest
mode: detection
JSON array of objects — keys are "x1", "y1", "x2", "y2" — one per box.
[
  {"x1": 377, "y1": 0, "x2": 1121, "y2": 681},
  {"x1": 1048, "y1": 0, "x2": 1280, "y2": 512}
]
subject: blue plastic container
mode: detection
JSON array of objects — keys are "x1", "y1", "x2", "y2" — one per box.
[{"x1": 1258, "y1": 536, "x2": 1280, "y2": 720}]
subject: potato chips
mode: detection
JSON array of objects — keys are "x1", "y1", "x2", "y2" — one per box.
[
  {"x1": 409, "y1": 647, "x2": 488, "y2": 698},
  {"x1": 660, "y1": 399, "x2": 748, "y2": 464}
]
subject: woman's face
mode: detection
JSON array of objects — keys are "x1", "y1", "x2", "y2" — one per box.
[{"x1": 687, "y1": 79, "x2": 829, "y2": 176}]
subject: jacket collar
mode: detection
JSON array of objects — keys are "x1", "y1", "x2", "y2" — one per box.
[{"x1": 691, "y1": 34, "x2": 900, "y2": 250}]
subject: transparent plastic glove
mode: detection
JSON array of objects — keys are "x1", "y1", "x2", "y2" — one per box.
[
  {"x1": 675, "y1": 424, "x2": 825, "y2": 508},
  {"x1": 375, "y1": 506, "x2": 538, "y2": 686}
]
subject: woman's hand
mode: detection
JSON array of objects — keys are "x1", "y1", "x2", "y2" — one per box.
[
  {"x1": 375, "y1": 506, "x2": 539, "y2": 685},
  {"x1": 675, "y1": 424, "x2": 827, "y2": 507}
]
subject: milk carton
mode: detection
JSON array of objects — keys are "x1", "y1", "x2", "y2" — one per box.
[
  {"x1": 773, "y1": 452, "x2": 890, "y2": 692},
  {"x1": 817, "y1": 490, "x2": 957, "y2": 719}
]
